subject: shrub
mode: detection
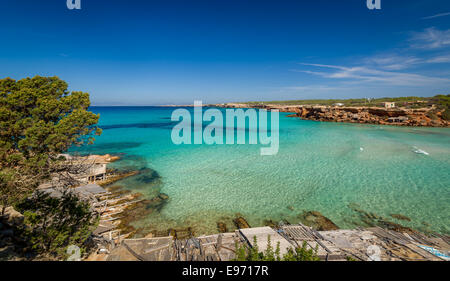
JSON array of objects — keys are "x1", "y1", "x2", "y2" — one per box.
[
  {"x1": 15, "y1": 191, "x2": 98, "y2": 259},
  {"x1": 234, "y1": 235, "x2": 320, "y2": 261}
]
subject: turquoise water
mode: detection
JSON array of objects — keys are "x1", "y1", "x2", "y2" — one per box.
[{"x1": 74, "y1": 106, "x2": 450, "y2": 235}]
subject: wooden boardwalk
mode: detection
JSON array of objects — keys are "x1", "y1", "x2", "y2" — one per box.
[{"x1": 99, "y1": 224, "x2": 450, "y2": 261}]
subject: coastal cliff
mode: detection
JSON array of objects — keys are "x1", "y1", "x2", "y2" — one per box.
[
  {"x1": 215, "y1": 103, "x2": 449, "y2": 127},
  {"x1": 290, "y1": 105, "x2": 449, "y2": 127}
]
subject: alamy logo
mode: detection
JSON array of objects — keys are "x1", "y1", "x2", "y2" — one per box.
[
  {"x1": 367, "y1": 0, "x2": 381, "y2": 10},
  {"x1": 67, "y1": 245, "x2": 81, "y2": 261},
  {"x1": 67, "y1": 0, "x2": 81, "y2": 10},
  {"x1": 170, "y1": 101, "x2": 279, "y2": 155}
]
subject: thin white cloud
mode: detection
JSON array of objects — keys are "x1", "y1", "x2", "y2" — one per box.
[
  {"x1": 425, "y1": 55, "x2": 450, "y2": 63},
  {"x1": 362, "y1": 53, "x2": 450, "y2": 70},
  {"x1": 282, "y1": 85, "x2": 343, "y2": 92},
  {"x1": 410, "y1": 27, "x2": 450, "y2": 49},
  {"x1": 287, "y1": 27, "x2": 450, "y2": 95},
  {"x1": 298, "y1": 63, "x2": 348, "y2": 70},
  {"x1": 295, "y1": 63, "x2": 450, "y2": 86},
  {"x1": 422, "y1": 12, "x2": 450, "y2": 20},
  {"x1": 363, "y1": 55, "x2": 421, "y2": 70}
]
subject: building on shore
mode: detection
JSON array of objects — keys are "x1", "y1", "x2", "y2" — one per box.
[
  {"x1": 37, "y1": 154, "x2": 110, "y2": 191},
  {"x1": 383, "y1": 102, "x2": 396, "y2": 108}
]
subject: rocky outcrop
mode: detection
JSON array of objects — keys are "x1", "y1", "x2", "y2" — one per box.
[
  {"x1": 298, "y1": 211, "x2": 339, "y2": 231},
  {"x1": 390, "y1": 214, "x2": 411, "y2": 222},
  {"x1": 233, "y1": 215, "x2": 250, "y2": 229},
  {"x1": 0, "y1": 206, "x2": 24, "y2": 227},
  {"x1": 347, "y1": 204, "x2": 418, "y2": 234},
  {"x1": 213, "y1": 103, "x2": 448, "y2": 127},
  {"x1": 217, "y1": 222, "x2": 228, "y2": 233},
  {"x1": 290, "y1": 106, "x2": 449, "y2": 127}
]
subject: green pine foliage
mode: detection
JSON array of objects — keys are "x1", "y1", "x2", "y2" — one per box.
[
  {"x1": 0, "y1": 76, "x2": 101, "y2": 211},
  {"x1": 0, "y1": 76, "x2": 102, "y2": 259},
  {"x1": 16, "y1": 191, "x2": 98, "y2": 259},
  {"x1": 246, "y1": 94, "x2": 450, "y2": 110},
  {"x1": 234, "y1": 235, "x2": 320, "y2": 261},
  {"x1": 431, "y1": 94, "x2": 450, "y2": 121}
]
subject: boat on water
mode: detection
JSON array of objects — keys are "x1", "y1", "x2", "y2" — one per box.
[{"x1": 413, "y1": 146, "x2": 430, "y2": 155}]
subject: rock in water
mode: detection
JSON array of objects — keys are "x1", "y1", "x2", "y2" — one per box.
[
  {"x1": 217, "y1": 222, "x2": 228, "y2": 233},
  {"x1": 263, "y1": 219, "x2": 278, "y2": 228},
  {"x1": 298, "y1": 211, "x2": 339, "y2": 231},
  {"x1": 158, "y1": 193, "x2": 169, "y2": 201},
  {"x1": 378, "y1": 220, "x2": 416, "y2": 234},
  {"x1": 390, "y1": 214, "x2": 411, "y2": 222},
  {"x1": 233, "y1": 216, "x2": 250, "y2": 229}
]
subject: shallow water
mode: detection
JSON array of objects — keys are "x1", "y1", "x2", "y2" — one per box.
[{"x1": 72, "y1": 106, "x2": 450, "y2": 235}]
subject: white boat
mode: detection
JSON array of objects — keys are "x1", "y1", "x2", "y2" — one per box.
[{"x1": 413, "y1": 146, "x2": 429, "y2": 155}]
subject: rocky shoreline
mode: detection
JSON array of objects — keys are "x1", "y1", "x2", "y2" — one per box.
[
  {"x1": 211, "y1": 103, "x2": 449, "y2": 127},
  {"x1": 89, "y1": 209, "x2": 450, "y2": 261},
  {"x1": 4, "y1": 153, "x2": 448, "y2": 261}
]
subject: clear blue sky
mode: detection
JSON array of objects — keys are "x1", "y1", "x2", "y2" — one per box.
[{"x1": 1, "y1": 0, "x2": 449, "y2": 105}]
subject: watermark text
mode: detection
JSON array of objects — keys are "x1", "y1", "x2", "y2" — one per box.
[
  {"x1": 171, "y1": 101, "x2": 279, "y2": 155},
  {"x1": 67, "y1": 0, "x2": 81, "y2": 10}
]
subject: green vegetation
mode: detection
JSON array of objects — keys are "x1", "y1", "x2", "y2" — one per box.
[
  {"x1": 246, "y1": 95, "x2": 442, "y2": 108},
  {"x1": 0, "y1": 76, "x2": 101, "y2": 212},
  {"x1": 234, "y1": 235, "x2": 320, "y2": 261},
  {"x1": 430, "y1": 94, "x2": 450, "y2": 121},
  {"x1": 0, "y1": 76, "x2": 101, "y2": 259},
  {"x1": 16, "y1": 191, "x2": 98, "y2": 259}
]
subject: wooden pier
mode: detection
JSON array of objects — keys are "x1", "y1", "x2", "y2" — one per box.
[{"x1": 91, "y1": 223, "x2": 450, "y2": 261}]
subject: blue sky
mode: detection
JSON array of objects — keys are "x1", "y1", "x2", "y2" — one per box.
[{"x1": 1, "y1": 0, "x2": 449, "y2": 105}]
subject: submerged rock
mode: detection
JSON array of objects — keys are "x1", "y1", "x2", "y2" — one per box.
[
  {"x1": 150, "y1": 229, "x2": 172, "y2": 238},
  {"x1": 263, "y1": 219, "x2": 278, "y2": 228},
  {"x1": 378, "y1": 220, "x2": 416, "y2": 234},
  {"x1": 298, "y1": 211, "x2": 339, "y2": 231},
  {"x1": 158, "y1": 193, "x2": 169, "y2": 201},
  {"x1": 390, "y1": 214, "x2": 411, "y2": 222},
  {"x1": 149, "y1": 192, "x2": 169, "y2": 206},
  {"x1": 217, "y1": 222, "x2": 228, "y2": 233},
  {"x1": 233, "y1": 216, "x2": 250, "y2": 229},
  {"x1": 348, "y1": 203, "x2": 364, "y2": 213},
  {"x1": 348, "y1": 204, "x2": 417, "y2": 234},
  {"x1": 115, "y1": 199, "x2": 154, "y2": 234},
  {"x1": 168, "y1": 227, "x2": 193, "y2": 239}
]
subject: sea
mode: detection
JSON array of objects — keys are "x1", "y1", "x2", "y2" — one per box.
[{"x1": 71, "y1": 106, "x2": 450, "y2": 235}]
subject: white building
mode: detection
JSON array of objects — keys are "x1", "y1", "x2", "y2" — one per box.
[{"x1": 383, "y1": 102, "x2": 395, "y2": 108}]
